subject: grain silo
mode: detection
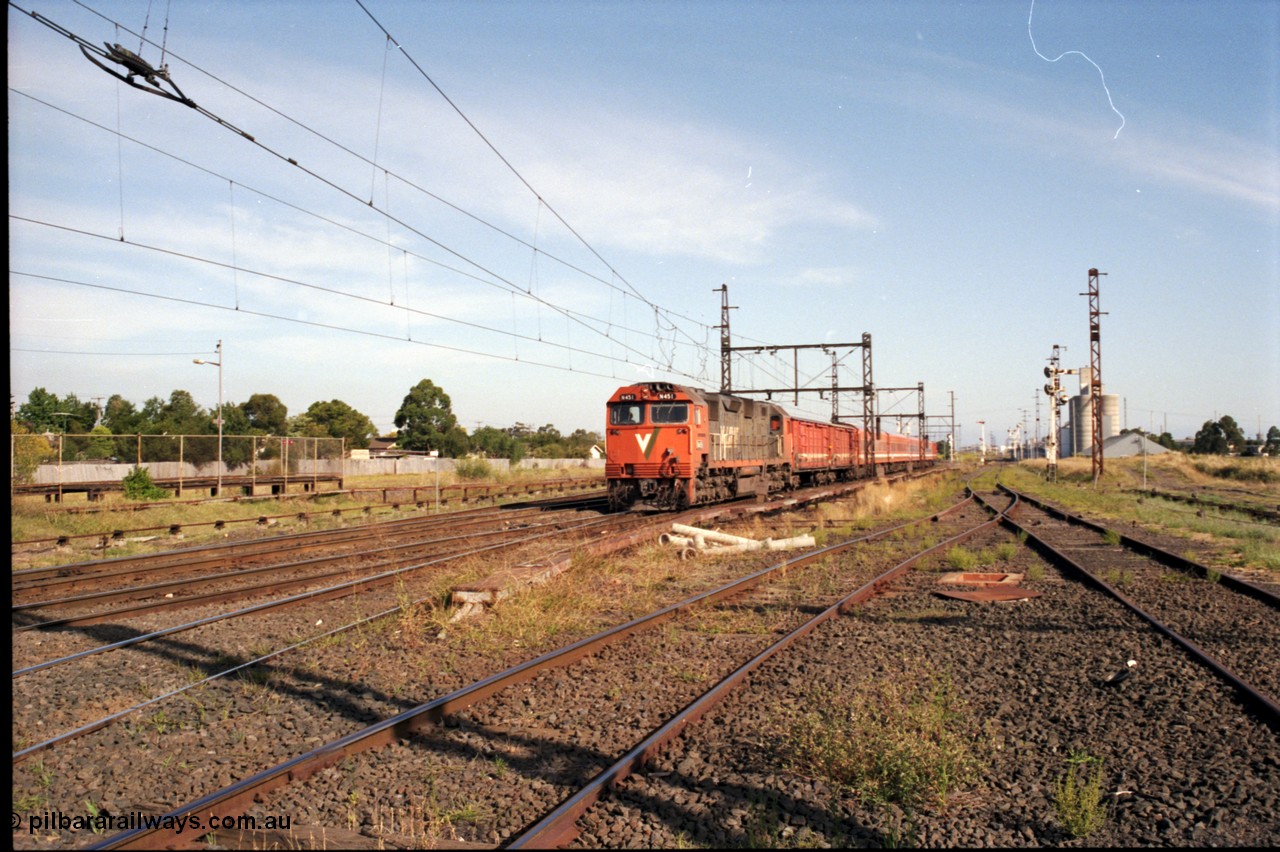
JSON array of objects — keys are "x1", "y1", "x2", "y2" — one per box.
[{"x1": 1067, "y1": 368, "x2": 1120, "y2": 456}]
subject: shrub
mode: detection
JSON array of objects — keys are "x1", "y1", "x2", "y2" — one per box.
[
  {"x1": 122, "y1": 466, "x2": 168, "y2": 500},
  {"x1": 453, "y1": 458, "x2": 493, "y2": 481}
]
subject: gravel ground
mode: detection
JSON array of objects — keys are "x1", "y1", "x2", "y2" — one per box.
[
  {"x1": 13, "y1": 480, "x2": 1278, "y2": 849},
  {"x1": 577, "y1": 518, "x2": 1280, "y2": 848}
]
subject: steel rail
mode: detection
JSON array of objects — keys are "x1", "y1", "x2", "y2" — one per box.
[
  {"x1": 12, "y1": 511, "x2": 597, "y2": 621},
  {"x1": 10, "y1": 513, "x2": 621, "y2": 762},
  {"x1": 12, "y1": 512, "x2": 642, "y2": 678},
  {"x1": 92, "y1": 491, "x2": 976, "y2": 850},
  {"x1": 975, "y1": 489, "x2": 1280, "y2": 728},
  {"x1": 10, "y1": 484, "x2": 605, "y2": 550},
  {"x1": 1126, "y1": 487, "x2": 1280, "y2": 524},
  {"x1": 998, "y1": 484, "x2": 1280, "y2": 609},
  {"x1": 507, "y1": 494, "x2": 1006, "y2": 847},
  {"x1": 11, "y1": 500, "x2": 557, "y2": 586}
]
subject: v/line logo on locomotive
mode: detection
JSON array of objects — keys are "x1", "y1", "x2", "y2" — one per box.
[
  {"x1": 605, "y1": 382, "x2": 937, "y2": 511},
  {"x1": 634, "y1": 430, "x2": 659, "y2": 459}
]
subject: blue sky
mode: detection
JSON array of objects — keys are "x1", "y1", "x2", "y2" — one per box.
[{"x1": 9, "y1": 0, "x2": 1279, "y2": 447}]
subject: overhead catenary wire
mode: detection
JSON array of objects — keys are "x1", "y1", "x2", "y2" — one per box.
[
  {"x1": 9, "y1": 42, "x2": 716, "y2": 383},
  {"x1": 8, "y1": 88, "x2": 709, "y2": 374},
  {"x1": 10, "y1": 218, "x2": 659, "y2": 371},
  {"x1": 53, "y1": 0, "x2": 717, "y2": 345},
  {"x1": 11, "y1": 2, "x2": 809, "y2": 392},
  {"x1": 12, "y1": 270, "x2": 627, "y2": 383}
]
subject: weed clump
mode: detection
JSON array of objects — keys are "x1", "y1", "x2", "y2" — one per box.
[
  {"x1": 945, "y1": 546, "x2": 980, "y2": 571},
  {"x1": 782, "y1": 675, "x2": 984, "y2": 808},
  {"x1": 1054, "y1": 751, "x2": 1109, "y2": 837}
]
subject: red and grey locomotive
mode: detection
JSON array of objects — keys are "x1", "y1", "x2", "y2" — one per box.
[{"x1": 605, "y1": 381, "x2": 937, "y2": 511}]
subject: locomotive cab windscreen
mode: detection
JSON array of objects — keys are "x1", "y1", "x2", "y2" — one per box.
[
  {"x1": 650, "y1": 402, "x2": 689, "y2": 424},
  {"x1": 609, "y1": 402, "x2": 644, "y2": 426}
]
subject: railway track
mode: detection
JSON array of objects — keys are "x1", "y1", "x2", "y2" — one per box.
[
  {"x1": 14, "y1": 472, "x2": 1278, "y2": 849},
  {"x1": 988, "y1": 484, "x2": 1280, "y2": 720},
  {"x1": 11, "y1": 476, "x2": 927, "y2": 761},
  {"x1": 1126, "y1": 487, "x2": 1280, "y2": 524},
  {"x1": 12, "y1": 504, "x2": 617, "y2": 632},
  {"x1": 568, "y1": 487, "x2": 1279, "y2": 848},
  {"x1": 81, "y1": 489, "x2": 990, "y2": 849}
]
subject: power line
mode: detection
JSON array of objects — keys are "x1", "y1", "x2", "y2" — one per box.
[
  {"x1": 12, "y1": 270, "x2": 628, "y2": 382},
  {"x1": 9, "y1": 217, "x2": 677, "y2": 373},
  {"x1": 11, "y1": 348, "x2": 210, "y2": 356},
  {"x1": 42, "y1": 0, "x2": 717, "y2": 345},
  {"x1": 10, "y1": 86, "x2": 706, "y2": 367},
  {"x1": 8, "y1": 60, "x2": 713, "y2": 378}
]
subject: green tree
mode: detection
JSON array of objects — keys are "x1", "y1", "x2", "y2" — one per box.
[
  {"x1": 101, "y1": 394, "x2": 142, "y2": 435},
  {"x1": 1192, "y1": 420, "x2": 1229, "y2": 454},
  {"x1": 16, "y1": 388, "x2": 97, "y2": 433},
  {"x1": 1193, "y1": 415, "x2": 1246, "y2": 455},
  {"x1": 300, "y1": 399, "x2": 376, "y2": 448},
  {"x1": 16, "y1": 387, "x2": 64, "y2": 431},
  {"x1": 1217, "y1": 415, "x2": 1245, "y2": 452},
  {"x1": 394, "y1": 380, "x2": 459, "y2": 454},
  {"x1": 122, "y1": 465, "x2": 169, "y2": 500},
  {"x1": 81, "y1": 425, "x2": 118, "y2": 460},
  {"x1": 1265, "y1": 426, "x2": 1280, "y2": 455},
  {"x1": 564, "y1": 428, "x2": 602, "y2": 458},
  {"x1": 241, "y1": 393, "x2": 289, "y2": 435},
  {"x1": 140, "y1": 390, "x2": 206, "y2": 435},
  {"x1": 215, "y1": 405, "x2": 254, "y2": 468},
  {"x1": 10, "y1": 421, "x2": 55, "y2": 483},
  {"x1": 438, "y1": 425, "x2": 472, "y2": 458},
  {"x1": 470, "y1": 426, "x2": 526, "y2": 461}
]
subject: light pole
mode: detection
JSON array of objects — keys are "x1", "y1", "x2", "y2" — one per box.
[
  {"x1": 429, "y1": 449, "x2": 440, "y2": 512},
  {"x1": 193, "y1": 340, "x2": 223, "y2": 496}
]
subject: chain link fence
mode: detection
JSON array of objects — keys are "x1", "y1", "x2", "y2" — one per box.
[{"x1": 11, "y1": 433, "x2": 346, "y2": 491}]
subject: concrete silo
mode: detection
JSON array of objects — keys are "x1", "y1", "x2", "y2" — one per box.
[{"x1": 1066, "y1": 368, "x2": 1120, "y2": 456}]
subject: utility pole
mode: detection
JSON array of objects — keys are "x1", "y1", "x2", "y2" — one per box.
[
  {"x1": 1082, "y1": 268, "x2": 1107, "y2": 484},
  {"x1": 1034, "y1": 390, "x2": 1040, "y2": 459},
  {"x1": 714, "y1": 284, "x2": 736, "y2": 393},
  {"x1": 949, "y1": 391, "x2": 956, "y2": 463},
  {"x1": 193, "y1": 341, "x2": 224, "y2": 496},
  {"x1": 978, "y1": 420, "x2": 986, "y2": 465}
]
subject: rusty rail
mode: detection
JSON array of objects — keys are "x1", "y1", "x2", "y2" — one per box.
[{"x1": 92, "y1": 490, "x2": 975, "y2": 849}]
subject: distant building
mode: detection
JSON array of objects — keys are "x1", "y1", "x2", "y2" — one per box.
[
  {"x1": 1101, "y1": 433, "x2": 1169, "y2": 458},
  {"x1": 367, "y1": 437, "x2": 402, "y2": 458}
]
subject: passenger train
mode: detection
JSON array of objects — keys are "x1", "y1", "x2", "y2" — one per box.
[{"x1": 605, "y1": 382, "x2": 937, "y2": 511}]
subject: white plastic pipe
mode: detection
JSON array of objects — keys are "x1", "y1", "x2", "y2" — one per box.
[
  {"x1": 671, "y1": 524, "x2": 757, "y2": 546},
  {"x1": 765, "y1": 534, "x2": 816, "y2": 550}
]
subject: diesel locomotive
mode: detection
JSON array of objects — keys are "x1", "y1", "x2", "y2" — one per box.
[{"x1": 605, "y1": 381, "x2": 937, "y2": 511}]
